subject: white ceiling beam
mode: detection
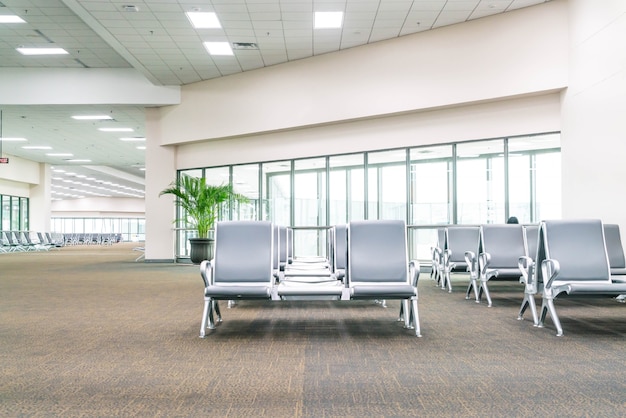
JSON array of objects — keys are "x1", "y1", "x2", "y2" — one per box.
[{"x1": 0, "y1": 68, "x2": 180, "y2": 106}]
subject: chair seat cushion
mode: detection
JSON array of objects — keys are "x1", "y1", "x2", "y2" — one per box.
[
  {"x1": 351, "y1": 284, "x2": 416, "y2": 299},
  {"x1": 205, "y1": 285, "x2": 271, "y2": 299},
  {"x1": 556, "y1": 282, "x2": 626, "y2": 295}
]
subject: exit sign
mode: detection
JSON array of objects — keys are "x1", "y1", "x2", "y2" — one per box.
[{"x1": 0, "y1": 157, "x2": 8, "y2": 164}]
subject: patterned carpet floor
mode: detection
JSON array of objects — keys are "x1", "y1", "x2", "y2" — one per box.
[{"x1": 1, "y1": 242, "x2": 625, "y2": 417}]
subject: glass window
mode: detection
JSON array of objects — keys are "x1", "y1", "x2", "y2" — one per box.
[
  {"x1": 410, "y1": 145, "x2": 453, "y2": 225},
  {"x1": 367, "y1": 149, "x2": 407, "y2": 221},
  {"x1": 1, "y1": 195, "x2": 10, "y2": 230},
  {"x1": 262, "y1": 161, "x2": 291, "y2": 226},
  {"x1": 232, "y1": 163, "x2": 260, "y2": 221},
  {"x1": 167, "y1": 131, "x2": 560, "y2": 260},
  {"x1": 456, "y1": 140, "x2": 504, "y2": 224},
  {"x1": 294, "y1": 158, "x2": 326, "y2": 227},
  {"x1": 293, "y1": 158, "x2": 327, "y2": 257},
  {"x1": 329, "y1": 153, "x2": 365, "y2": 224}
]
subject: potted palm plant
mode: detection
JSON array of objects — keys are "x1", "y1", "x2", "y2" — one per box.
[{"x1": 160, "y1": 174, "x2": 248, "y2": 264}]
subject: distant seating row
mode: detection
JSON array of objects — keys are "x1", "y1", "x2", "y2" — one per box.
[
  {"x1": 62, "y1": 233, "x2": 122, "y2": 246},
  {"x1": 431, "y1": 220, "x2": 626, "y2": 336},
  {"x1": 199, "y1": 220, "x2": 421, "y2": 338},
  {"x1": 1, "y1": 231, "x2": 63, "y2": 253}
]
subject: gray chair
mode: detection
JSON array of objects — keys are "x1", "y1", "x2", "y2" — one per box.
[
  {"x1": 603, "y1": 224, "x2": 626, "y2": 276},
  {"x1": 345, "y1": 220, "x2": 421, "y2": 336},
  {"x1": 442, "y1": 226, "x2": 480, "y2": 293},
  {"x1": 199, "y1": 220, "x2": 276, "y2": 337},
  {"x1": 534, "y1": 219, "x2": 626, "y2": 336},
  {"x1": 471, "y1": 224, "x2": 526, "y2": 307}
]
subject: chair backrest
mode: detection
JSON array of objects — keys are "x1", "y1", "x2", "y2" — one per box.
[
  {"x1": 479, "y1": 224, "x2": 526, "y2": 269},
  {"x1": 603, "y1": 224, "x2": 625, "y2": 269},
  {"x1": 523, "y1": 224, "x2": 540, "y2": 260},
  {"x1": 536, "y1": 219, "x2": 611, "y2": 284},
  {"x1": 278, "y1": 226, "x2": 288, "y2": 269},
  {"x1": 213, "y1": 221, "x2": 274, "y2": 284},
  {"x1": 437, "y1": 228, "x2": 446, "y2": 250},
  {"x1": 272, "y1": 225, "x2": 280, "y2": 271},
  {"x1": 347, "y1": 220, "x2": 408, "y2": 284},
  {"x1": 445, "y1": 226, "x2": 480, "y2": 263},
  {"x1": 334, "y1": 224, "x2": 348, "y2": 272}
]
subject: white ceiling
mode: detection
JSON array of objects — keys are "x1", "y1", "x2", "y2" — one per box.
[{"x1": 0, "y1": 0, "x2": 550, "y2": 201}]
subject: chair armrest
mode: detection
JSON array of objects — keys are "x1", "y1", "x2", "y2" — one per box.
[
  {"x1": 200, "y1": 259, "x2": 213, "y2": 288},
  {"x1": 464, "y1": 251, "x2": 477, "y2": 278},
  {"x1": 409, "y1": 260, "x2": 420, "y2": 287},
  {"x1": 518, "y1": 256, "x2": 534, "y2": 285},
  {"x1": 478, "y1": 252, "x2": 496, "y2": 279},
  {"x1": 443, "y1": 249, "x2": 455, "y2": 271},
  {"x1": 541, "y1": 258, "x2": 560, "y2": 289}
]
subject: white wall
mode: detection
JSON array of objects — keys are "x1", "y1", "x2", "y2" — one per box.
[
  {"x1": 177, "y1": 93, "x2": 561, "y2": 169},
  {"x1": 144, "y1": 108, "x2": 178, "y2": 262},
  {"x1": 561, "y1": 0, "x2": 626, "y2": 231},
  {"x1": 0, "y1": 154, "x2": 40, "y2": 189}
]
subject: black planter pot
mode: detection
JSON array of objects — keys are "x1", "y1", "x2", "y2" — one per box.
[{"x1": 189, "y1": 237, "x2": 214, "y2": 265}]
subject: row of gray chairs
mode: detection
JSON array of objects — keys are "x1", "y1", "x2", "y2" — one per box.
[
  {"x1": 1, "y1": 231, "x2": 62, "y2": 253},
  {"x1": 430, "y1": 224, "x2": 537, "y2": 298},
  {"x1": 63, "y1": 233, "x2": 121, "y2": 246},
  {"x1": 433, "y1": 221, "x2": 626, "y2": 335},
  {"x1": 199, "y1": 220, "x2": 421, "y2": 337}
]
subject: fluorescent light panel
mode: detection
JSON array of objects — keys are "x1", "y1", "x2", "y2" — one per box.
[
  {"x1": 0, "y1": 137, "x2": 27, "y2": 141},
  {"x1": 22, "y1": 145, "x2": 52, "y2": 150},
  {"x1": 46, "y1": 153, "x2": 73, "y2": 157},
  {"x1": 72, "y1": 115, "x2": 112, "y2": 120},
  {"x1": 203, "y1": 41, "x2": 233, "y2": 56},
  {"x1": 315, "y1": 11, "x2": 343, "y2": 29},
  {"x1": 186, "y1": 12, "x2": 221, "y2": 29},
  {"x1": 17, "y1": 47, "x2": 69, "y2": 55},
  {"x1": 120, "y1": 137, "x2": 145, "y2": 141},
  {"x1": 0, "y1": 15, "x2": 26, "y2": 23},
  {"x1": 98, "y1": 127, "x2": 133, "y2": 132}
]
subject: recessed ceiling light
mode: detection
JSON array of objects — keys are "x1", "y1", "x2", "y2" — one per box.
[
  {"x1": 0, "y1": 137, "x2": 27, "y2": 141},
  {"x1": 120, "y1": 137, "x2": 146, "y2": 141},
  {"x1": 66, "y1": 159, "x2": 92, "y2": 162},
  {"x1": 186, "y1": 12, "x2": 221, "y2": 29},
  {"x1": 136, "y1": 146, "x2": 146, "y2": 150},
  {"x1": 0, "y1": 15, "x2": 26, "y2": 23},
  {"x1": 314, "y1": 11, "x2": 343, "y2": 29},
  {"x1": 22, "y1": 145, "x2": 52, "y2": 150},
  {"x1": 203, "y1": 41, "x2": 233, "y2": 56},
  {"x1": 17, "y1": 47, "x2": 69, "y2": 55},
  {"x1": 46, "y1": 153, "x2": 73, "y2": 157},
  {"x1": 98, "y1": 127, "x2": 134, "y2": 132}
]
